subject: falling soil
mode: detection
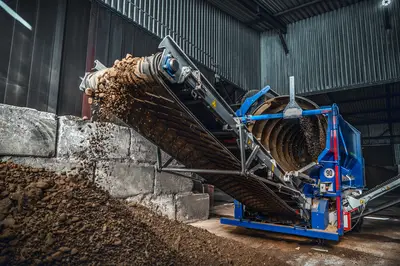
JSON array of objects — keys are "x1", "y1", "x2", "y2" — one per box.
[
  {"x1": 0, "y1": 162, "x2": 287, "y2": 265},
  {"x1": 299, "y1": 116, "x2": 325, "y2": 163},
  {"x1": 88, "y1": 54, "x2": 155, "y2": 125}
]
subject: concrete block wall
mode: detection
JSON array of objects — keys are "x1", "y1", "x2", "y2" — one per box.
[
  {"x1": 0, "y1": 105, "x2": 57, "y2": 157},
  {"x1": 0, "y1": 104, "x2": 209, "y2": 222}
]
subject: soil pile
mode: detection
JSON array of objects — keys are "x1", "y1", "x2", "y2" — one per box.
[{"x1": 0, "y1": 162, "x2": 286, "y2": 265}]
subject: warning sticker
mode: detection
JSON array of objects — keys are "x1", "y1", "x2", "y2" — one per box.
[{"x1": 211, "y1": 100, "x2": 217, "y2": 109}]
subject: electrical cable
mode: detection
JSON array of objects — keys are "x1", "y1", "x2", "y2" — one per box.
[{"x1": 349, "y1": 205, "x2": 366, "y2": 231}]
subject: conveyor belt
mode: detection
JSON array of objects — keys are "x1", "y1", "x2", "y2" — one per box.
[
  {"x1": 91, "y1": 55, "x2": 300, "y2": 219},
  {"x1": 355, "y1": 174, "x2": 400, "y2": 199}
]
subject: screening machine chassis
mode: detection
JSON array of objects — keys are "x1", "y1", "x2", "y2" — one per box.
[{"x1": 81, "y1": 36, "x2": 400, "y2": 241}]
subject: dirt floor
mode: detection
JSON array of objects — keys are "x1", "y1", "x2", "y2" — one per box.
[
  {"x1": 0, "y1": 162, "x2": 288, "y2": 265},
  {"x1": 191, "y1": 204, "x2": 400, "y2": 266}
]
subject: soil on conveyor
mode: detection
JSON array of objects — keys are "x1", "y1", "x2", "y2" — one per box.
[
  {"x1": 0, "y1": 162, "x2": 287, "y2": 265},
  {"x1": 87, "y1": 54, "x2": 149, "y2": 125}
]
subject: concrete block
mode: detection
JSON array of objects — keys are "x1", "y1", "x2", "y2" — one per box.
[
  {"x1": 154, "y1": 171, "x2": 193, "y2": 195},
  {"x1": 130, "y1": 129, "x2": 157, "y2": 163},
  {"x1": 0, "y1": 104, "x2": 57, "y2": 157},
  {"x1": 57, "y1": 116, "x2": 130, "y2": 160},
  {"x1": 0, "y1": 156, "x2": 95, "y2": 178},
  {"x1": 95, "y1": 161, "x2": 154, "y2": 198},
  {"x1": 127, "y1": 194, "x2": 175, "y2": 220},
  {"x1": 130, "y1": 129, "x2": 179, "y2": 165},
  {"x1": 175, "y1": 193, "x2": 209, "y2": 222}
]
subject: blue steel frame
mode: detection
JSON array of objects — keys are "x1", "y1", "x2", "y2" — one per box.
[
  {"x1": 235, "y1": 85, "x2": 271, "y2": 116},
  {"x1": 220, "y1": 104, "x2": 354, "y2": 241},
  {"x1": 220, "y1": 218, "x2": 339, "y2": 241},
  {"x1": 240, "y1": 107, "x2": 332, "y2": 123}
]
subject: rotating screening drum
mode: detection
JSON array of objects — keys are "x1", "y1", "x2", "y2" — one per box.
[{"x1": 248, "y1": 96, "x2": 327, "y2": 172}]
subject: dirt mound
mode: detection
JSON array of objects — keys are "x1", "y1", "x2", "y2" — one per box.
[{"x1": 0, "y1": 162, "x2": 286, "y2": 265}]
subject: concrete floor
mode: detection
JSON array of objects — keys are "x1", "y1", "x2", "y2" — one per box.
[{"x1": 191, "y1": 204, "x2": 400, "y2": 266}]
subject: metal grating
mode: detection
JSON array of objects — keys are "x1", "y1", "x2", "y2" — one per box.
[
  {"x1": 98, "y1": 0, "x2": 261, "y2": 90},
  {"x1": 261, "y1": 0, "x2": 400, "y2": 95}
]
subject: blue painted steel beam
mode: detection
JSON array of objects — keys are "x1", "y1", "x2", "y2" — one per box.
[
  {"x1": 234, "y1": 200, "x2": 243, "y2": 219},
  {"x1": 240, "y1": 107, "x2": 332, "y2": 122},
  {"x1": 235, "y1": 85, "x2": 271, "y2": 116},
  {"x1": 220, "y1": 218, "x2": 339, "y2": 241}
]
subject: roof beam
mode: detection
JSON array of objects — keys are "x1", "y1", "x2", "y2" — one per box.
[
  {"x1": 241, "y1": 0, "x2": 287, "y2": 33},
  {"x1": 245, "y1": 15, "x2": 270, "y2": 28},
  {"x1": 313, "y1": 91, "x2": 400, "y2": 105},
  {"x1": 274, "y1": 0, "x2": 324, "y2": 16},
  {"x1": 278, "y1": 32, "x2": 289, "y2": 54},
  {"x1": 363, "y1": 135, "x2": 400, "y2": 140},
  {"x1": 274, "y1": 0, "x2": 355, "y2": 17},
  {"x1": 348, "y1": 119, "x2": 395, "y2": 126},
  {"x1": 342, "y1": 107, "x2": 400, "y2": 116}
]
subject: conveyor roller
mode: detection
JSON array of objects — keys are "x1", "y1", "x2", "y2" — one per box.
[{"x1": 354, "y1": 174, "x2": 400, "y2": 199}]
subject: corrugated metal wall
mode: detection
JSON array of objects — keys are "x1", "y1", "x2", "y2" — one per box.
[
  {"x1": 0, "y1": 0, "x2": 222, "y2": 116},
  {"x1": 98, "y1": 0, "x2": 261, "y2": 90},
  {"x1": 261, "y1": 0, "x2": 400, "y2": 95},
  {"x1": 394, "y1": 144, "x2": 400, "y2": 165},
  {"x1": 0, "y1": 0, "x2": 67, "y2": 113},
  {"x1": 57, "y1": 0, "x2": 91, "y2": 115},
  {"x1": 89, "y1": 1, "x2": 216, "y2": 84},
  {"x1": 0, "y1": 0, "x2": 91, "y2": 116},
  {"x1": 90, "y1": 2, "x2": 159, "y2": 66}
]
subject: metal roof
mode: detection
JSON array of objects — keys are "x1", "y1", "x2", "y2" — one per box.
[{"x1": 207, "y1": 0, "x2": 366, "y2": 32}]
